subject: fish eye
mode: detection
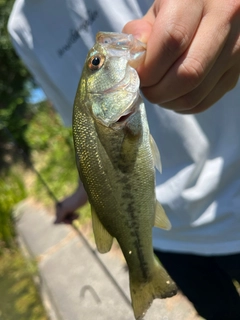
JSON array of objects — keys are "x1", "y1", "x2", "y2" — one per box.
[{"x1": 88, "y1": 54, "x2": 105, "y2": 70}]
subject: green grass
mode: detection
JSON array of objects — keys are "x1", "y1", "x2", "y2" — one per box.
[
  {"x1": 0, "y1": 248, "x2": 48, "y2": 320},
  {"x1": 0, "y1": 169, "x2": 26, "y2": 248},
  {"x1": 25, "y1": 101, "x2": 81, "y2": 206},
  {"x1": 0, "y1": 168, "x2": 48, "y2": 320}
]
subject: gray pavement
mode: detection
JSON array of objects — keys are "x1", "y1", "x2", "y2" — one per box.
[{"x1": 14, "y1": 199, "x2": 202, "y2": 320}]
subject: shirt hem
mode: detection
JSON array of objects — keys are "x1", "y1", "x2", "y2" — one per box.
[{"x1": 153, "y1": 240, "x2": 240, "y2": 256}]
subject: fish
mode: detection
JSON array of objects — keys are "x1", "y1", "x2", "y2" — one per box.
[{"x1": 72, "y1": 32, "x2": 177, "y2": 320}]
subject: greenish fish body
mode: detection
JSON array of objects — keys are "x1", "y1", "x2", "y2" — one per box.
[{"x1": 73, "y1": 32, "x2": 177, "y2": 320}]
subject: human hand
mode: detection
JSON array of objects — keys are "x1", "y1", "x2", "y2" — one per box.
[
  {"x1": 123, "y1": 0, "x2": 240, "y2": 114},
  {"x1": 54, "y1": 182, "x2": 88, "y2": 224}
]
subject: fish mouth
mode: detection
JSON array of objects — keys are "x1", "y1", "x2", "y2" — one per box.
[
  {"x1": 116, "y1": 112, "x2": 133, "y2": 123},
  {"x1": 96, "y1": 32, "x2": 146, "y2": 68},
  {"x1": 111, "y1": 103, "x2": 138, "y2": 129}
]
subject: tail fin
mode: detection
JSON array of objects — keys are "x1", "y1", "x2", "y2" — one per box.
[{"x1": 129, "y1": 259, "x2": 177, "y2": 320}]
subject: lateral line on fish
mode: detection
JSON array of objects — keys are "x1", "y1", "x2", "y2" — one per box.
[{"x1": 125, "y1": 193, "x2": 149, "y2": 281}]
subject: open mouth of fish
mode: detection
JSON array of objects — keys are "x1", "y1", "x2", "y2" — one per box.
[
  {"x1": 114, "y1": 108, "x2": 135, "y2": 125},
  {"x1": 116, "y1": 112, "x2": 133, "y2": 123},
  {"x1": 111, "y1": 99, "x2": 139, "y2": 129}
]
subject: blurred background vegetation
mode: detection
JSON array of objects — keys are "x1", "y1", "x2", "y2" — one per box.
[
  {"x1": 0, "y1": 0, "x2": 34, "y2": 169},
  {"x1": 0, "y1": 0, "x2": 90, "y2": 318}
]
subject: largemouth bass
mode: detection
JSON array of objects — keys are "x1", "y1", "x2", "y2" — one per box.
[{"x1": 73, "y1": 32, "x2": 177, "y2": 320}]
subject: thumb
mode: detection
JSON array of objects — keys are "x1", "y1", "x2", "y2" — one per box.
[{"x1": 122, "y1": 19, "x2": 153, "y2": 45}]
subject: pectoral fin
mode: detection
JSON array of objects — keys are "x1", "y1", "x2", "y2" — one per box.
[
  {"x1": 154, "y1": 201, "x2": 171, "y2": 230},
  {"x1": 150, "y1": 135, "x2": 162, "y2": 173},
  {"x1": 91, "y1": 206, "x2": 113, "y2": 253}
]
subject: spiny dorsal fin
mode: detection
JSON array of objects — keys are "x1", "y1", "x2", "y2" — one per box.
[
  {"x1": 91, "y1": 206, "x2": 113, "y2": 253},
  {"x1": 154, "y1": 200, "x2": 171, "y2": 230},
  {"x1": 150, "y1": 135, "x2": 162, "y2": 173}
]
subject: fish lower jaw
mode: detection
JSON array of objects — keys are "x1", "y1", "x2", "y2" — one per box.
[
  {"x1": 111, "y1": 106, "x2": 137, "y2": 129},
  {"x1": 111, "y1": 94, "x2": 141, "y2": 129},
  {"x1": 117, "y1": 109, "x2": 135, "y2": 123}
]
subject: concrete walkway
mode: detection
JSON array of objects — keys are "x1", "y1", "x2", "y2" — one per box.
[{"x1": 14, "y1": 199, "x2": 202, "y2": 320}]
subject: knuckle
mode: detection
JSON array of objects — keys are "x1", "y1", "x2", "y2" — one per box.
[
  {"x1": 163, "y1": 22, "x2": 190, "y2": 55},
  {"x1": 178, "y1": 57, "x2": 205, "y2": 90}
]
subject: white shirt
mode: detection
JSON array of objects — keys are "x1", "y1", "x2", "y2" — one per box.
[{"x1": 8, "y1": 0, "x2": 240, "y2": 255}]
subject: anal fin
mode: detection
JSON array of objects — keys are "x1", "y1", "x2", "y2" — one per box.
[{"x1": 91, "y1": 206, "x2": 113, "y2": 253}]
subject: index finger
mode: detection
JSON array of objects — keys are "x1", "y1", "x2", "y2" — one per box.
[{"x1": 139, "y1": 0, "x2": 203, "y2": 87}]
